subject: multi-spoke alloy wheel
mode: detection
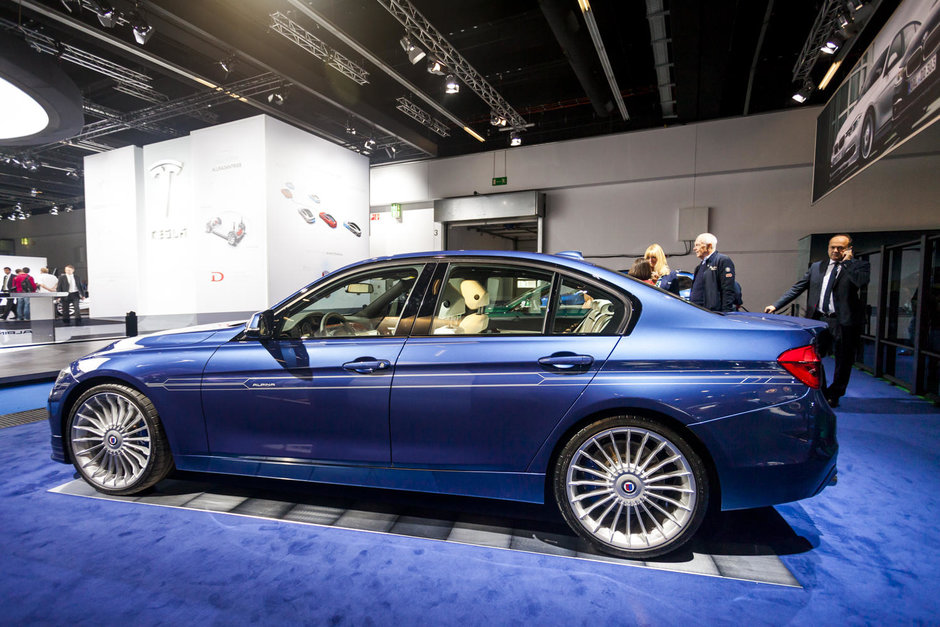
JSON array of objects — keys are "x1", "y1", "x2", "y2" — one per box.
[
  {"x1": 554, "y1": 416, "x2": 708, "y2": 559},
  {"x1": 67, "y1": 384, "x2": 172, "y2": 495}
]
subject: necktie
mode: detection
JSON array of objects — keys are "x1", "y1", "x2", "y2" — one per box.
[{"x1": 822, "y1": 262, "x2": 841, "y2": 314}]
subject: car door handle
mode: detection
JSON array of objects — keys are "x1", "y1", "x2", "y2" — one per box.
[
  {"x1": 538, "y1": 354, "x2": 594, "y2": 370},
  {"x1": 342, "y1": 359, "x2": 390, "y2": 374}
]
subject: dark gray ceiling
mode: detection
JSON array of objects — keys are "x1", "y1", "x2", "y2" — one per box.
[{"x1": 0, "y1": 0, "x2": 898, "y2": 216}]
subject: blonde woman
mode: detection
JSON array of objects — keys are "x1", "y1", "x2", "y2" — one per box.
[{"x1": 645, "y1": 243, "x2": 680, "y2": 293}]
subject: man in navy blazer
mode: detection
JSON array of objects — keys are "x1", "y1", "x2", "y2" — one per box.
[
  {"x1": 764, "y1": 234, "x2": 870, "y2": 407},
  {"x1": 690, "y1": 233, "x2": 737, "y2": 312}
]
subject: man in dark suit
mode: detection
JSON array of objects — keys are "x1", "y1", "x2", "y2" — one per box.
[
  {"x1": 0, "y1": 266, "x2": 16, "y2": 321},
  {"x1": 690, "y1": 232, "x2": 738, "y2": 312},
  {"x1": 57, "y1": 264, "x2": 87, "y2": 325},
  {"x1": 764, "y1": 234, "x2": 870, "y2": 407}
]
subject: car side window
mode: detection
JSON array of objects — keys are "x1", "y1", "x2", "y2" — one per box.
[
  {"x1": 276, "y1": 264, "x2": 424, "y2": 339},
  {"x1": 551, "y1": 278, "x2": 625, "y2": 335},
  {"x1": 886, "y1": 23, "x2": 918, "y2": 72},
  {"x1": 429, "y1": 264, "x2": 553, "y2": 335}
]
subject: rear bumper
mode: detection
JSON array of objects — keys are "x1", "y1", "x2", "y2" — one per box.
[{"x1": 690, "y1": 389, "x2": 838, "y2": 511}]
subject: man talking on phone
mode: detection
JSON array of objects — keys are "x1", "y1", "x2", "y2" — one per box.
[{"x1": 764, "y1": 234, "x2": 870, "y2": 408}]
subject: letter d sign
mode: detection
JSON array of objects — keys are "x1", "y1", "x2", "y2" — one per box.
[{"x1": 211, "y1": 272, "x2": 224, "y2": 282}]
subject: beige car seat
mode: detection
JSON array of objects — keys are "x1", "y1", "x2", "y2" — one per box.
[
  {"x1": 573, "y1": 298, "x2": 614, "y2": 334},
  {"x1": 457, "y1": 279, "x2": 490, "y2": 334}
]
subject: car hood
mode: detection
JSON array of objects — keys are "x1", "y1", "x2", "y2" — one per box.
[{"x1": 99, "y1": 320, "x2": 246, "y2": 353}]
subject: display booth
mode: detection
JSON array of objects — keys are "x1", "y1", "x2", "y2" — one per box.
[{"x1": 83, "y1": 115, "x2": 370, "y2": 321}]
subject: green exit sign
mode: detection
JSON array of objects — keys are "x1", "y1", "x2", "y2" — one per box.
[{"x1": 492, "y1": 176, "x2": 507, "y2": 186}]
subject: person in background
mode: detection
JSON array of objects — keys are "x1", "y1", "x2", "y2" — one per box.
[
  {"x1": 0, "y1": 266, "x2": 16, "y2": 321},
  {"x1": 58, "y1": 264, "x2": 87, "y2": 325},
  {"x1": 38, "y1": 267, "x2": 58, "y2": 292},
  {"x1": 690, "y1": 233, "x2": 737, "y2": 312},
  {"x1": 628, "y1": 258, "x2": 656, "y2": 284},
  {"x1": 645, "y1": 243, "x2": 680, "y2": 293},
  {"x1": 12, "y1": 267, "x2": 38, "y2": 321},
  {"x1": 764, "y1": 234, "x2": 870, "y2": 408}
]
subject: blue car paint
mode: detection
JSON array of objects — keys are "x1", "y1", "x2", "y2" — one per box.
[{"x1": 48, "y1": 250, "x2": 836, "y2": 510}]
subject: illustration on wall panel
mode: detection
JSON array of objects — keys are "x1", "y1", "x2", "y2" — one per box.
[
  {"x1": 149, "y1": 159, "x2": 184, "y2": 218},
  {"x1": 280, "y1": 182, "x2": 323, "y2": 225},
  {"x1": 344, "y1": 221, "x2": 362, "y2": 237},
  {"x1": 206, "y1": 213, "x2": 247, "y2": 247},
  {"x1": 319, "y1": 212, "x2": 337, "y2": 228}
]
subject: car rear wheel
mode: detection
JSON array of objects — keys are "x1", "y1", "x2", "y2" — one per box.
[
  {"x1": 554, "y1": 415, "x2": 708, "y2": 559},
  {"x1": 66, "y1": 383, "x2": 173, "y2": 496}
]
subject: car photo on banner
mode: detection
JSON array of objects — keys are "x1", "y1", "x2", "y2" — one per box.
[
  {"x1": 205, "y1": 214, "x2": 247, "y2": 247},
  {"x1": 46, "y1": 250, "x2": 838, "y2": 559}
]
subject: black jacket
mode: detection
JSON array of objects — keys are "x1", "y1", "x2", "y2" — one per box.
[
  {"x1": 58, "y1": 273, "x2": 87, "y2": 298},
  {"x1": 772, "y1": 258, "x2": 870, "y2": 326},
  {"x1": 691, "y1": 252, "x2": 737, "y2": 312}
]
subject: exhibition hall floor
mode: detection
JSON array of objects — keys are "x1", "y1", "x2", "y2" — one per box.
[{"x1": 1, "y1": 366, "x2": 938, "y2": 624}]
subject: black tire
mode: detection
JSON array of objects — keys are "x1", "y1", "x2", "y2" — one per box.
[
  {"x1": 553, "y1": 415, "x2": 709, "y2": 559},
  {"x1": 66, "y1": 383, "x2": 173, "y2": 496}
]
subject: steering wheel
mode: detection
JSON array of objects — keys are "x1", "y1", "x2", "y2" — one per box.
[{"x1": 319, "y1": 311, "x2": 356, "y2": 337}]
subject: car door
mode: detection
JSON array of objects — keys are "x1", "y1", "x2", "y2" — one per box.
[
  {"x1": 202, "y1": 262, "x2": 430, "y2": 464},
  {"x1": 876, "y1": 21, "x2": 921, "y2": 130},
  {"x1": 389, "y1": 261, "x2": 628, "y2": 471}
]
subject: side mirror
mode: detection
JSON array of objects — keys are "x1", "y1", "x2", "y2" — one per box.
[{"x1": 244, "y1": 309, "x2": 274, "y2": 340}]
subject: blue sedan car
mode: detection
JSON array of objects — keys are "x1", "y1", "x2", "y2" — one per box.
[{"x1": 48, "y1": 251, "x2": 837, "y2": 558}]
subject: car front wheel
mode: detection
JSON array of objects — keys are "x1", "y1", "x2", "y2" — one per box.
[
  {"x1": 66, "y1": 383, "x2": 173, "y2": 496},
  {"x1": 554, "y1": 415, "x2": 708, "y2": 559}
]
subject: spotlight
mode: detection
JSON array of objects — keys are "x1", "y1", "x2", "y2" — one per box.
[
  {"x1": 821, "y1": 30, "x2": 846, "y2": 54},
  {"x1": 792, "y1": 81, "x2": 814, "y2": 103},
  {"x1": 426, "y1": 58, "x2": 445, "y2": 75},
  {"x1": 445, "y1": 74, "x2": 459, "y2": 94},
  {"x1": 65, "y1": 168, "x2": 80, "y2": 179},
  {"x1": 5, "y1": 214, "x2": 15, "y2": 221},
  {"x1": 490, "y1": 112, "x2": 508, "y2": 127},
  {"x1": 364, "y1": 137, "x2": 376, "y2": 150},
  {"x1": 345, "y1": 121, "x2": 357, "y2": 136},
  {"x1": 848, "y1": 0, "x2": 865, "y2": 11},
  {"x1": 49, "y1": 205, "x2": 59, "y2": 216},
  {"x1": 218, "y1": 57, "x2": 235, "y2": 75},
  {"x1": 837, "y1": 11, "x2": 851, "y2": 30},
  {"x1": 267, "y1": 92, "x2": 285, "y2": 106},
  {"x1": 509, "y1": 131, "x2": 522, "y2": 147},
  {"x1": 95, "y1": 3, "x2": 117, "y2": 28},
  {"x1": 399, "y1": 34, "x2": 426, "y2": 64},
  {"x1": 30, "y1": 188, "x2": 39, "y2": 197},
  {"x1": 64, "y1": 204, "x2": 73, "y2": 212},
  {"x1": 133, "y1": 22, "x2": 154, "y2": 45}
]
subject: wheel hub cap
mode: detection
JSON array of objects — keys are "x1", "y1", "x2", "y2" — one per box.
[{"x1": 69, "y1": 392, "x2": 152, "y2": 490}]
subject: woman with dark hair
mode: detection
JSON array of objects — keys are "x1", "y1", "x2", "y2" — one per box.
[{"x1": 628, "y1": 258, "x2": 655, "y2": 285}]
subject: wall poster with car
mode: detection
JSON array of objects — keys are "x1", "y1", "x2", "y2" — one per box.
[{"x1": 814, "y1": 0, "x2": 940, "y2": 202}]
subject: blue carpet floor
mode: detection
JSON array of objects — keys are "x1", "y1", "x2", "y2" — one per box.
[
  {"x1": 0, "y1": 382, "x2": 53, "y2": 414},
  {"x1": 1, "y1": 368, "x2": 938, "y2": 624}
]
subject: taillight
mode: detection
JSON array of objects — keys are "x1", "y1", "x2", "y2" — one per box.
[{"x1": 778, "y1": 345, "x2": 821, "y2": 388}]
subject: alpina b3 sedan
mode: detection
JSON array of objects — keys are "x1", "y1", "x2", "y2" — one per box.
[{"x1": 47, "y1": 251, "x2": 837, "y2": 558}]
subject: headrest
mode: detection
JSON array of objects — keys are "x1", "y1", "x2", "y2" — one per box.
[
  {"x1": 438, "y1": 282, "x2": 466, "y2": 318},
  {"x1": 460, "y1": 279, "x2": 489, "y2": 308}
]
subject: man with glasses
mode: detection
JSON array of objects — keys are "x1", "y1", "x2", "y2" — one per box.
[{"x1": 764, "y1": 234, "x2": 871, "y2": 408}]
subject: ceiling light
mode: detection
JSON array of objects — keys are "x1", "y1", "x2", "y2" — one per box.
[
  {"x1": 5, "y1": 213, "x2": 15, "y2": 221},
  {"x1": 49, "y1": 205, "x2": 59, "y2": 216},
  {"x1": 821, "y1": 31, "x2": 844, "y2": 54},
  {"x1": 837, "y1": 12, "x2": 851, "y2": 30},
  {"x1": 30, "y1": 188, "x2": 39, "y2": 197},
  {"x1": 426, "y1": 58, "x2": 445, "y2": 75},
  {"x1": 267, "y1": 92, "x2": 285, "y2": 106},
  {"x1": 792, "y1": 81, "x2": 814, "y2": 103},
  {"x1": 218, "y1": 57, "x2": 235, "y2": 75},
  {"x1": 65, "y1": 168, "x2": 80, "y2": 179},
  {"x1": 445, "y1": 74, "x2": 459, "y2": 94},
  {"x1": 490, "y1": 112, "x2": 508, "y2": 127},
  {"x1": 509, "y1": 131, "x2": 522, "y2": 147},
  {"x1": 64, "y1": 204, "x2": 73, "y2": 212},
  {"x1": 848, "y1": 0, "x2": 865, "y2": 11},
  {"x1": 95, "y1": 4, "x2": 117, "y2": 28},
  {"x1": 819, "y1": 60, "x2": 842, "y2": 90},
  {"x1": 399, "y1": 34, "x2": 426, "y2": 65},
  {"x1": 132, "y1": 22, "x2": 154, "y2": 45},
  {"x1": 364, "y1": 137, "x2": 376, "y2": 150},
  {"x1": 0, "y1": 77, "x2": 51, "y2": 141}
]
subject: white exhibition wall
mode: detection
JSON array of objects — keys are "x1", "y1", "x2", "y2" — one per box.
[
  {"x1": 370, "y1": 106, "x2": 940, "y2": 310},
  {"x1": 84, "y1": 115, "x2": 370, "y2": 318}
]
